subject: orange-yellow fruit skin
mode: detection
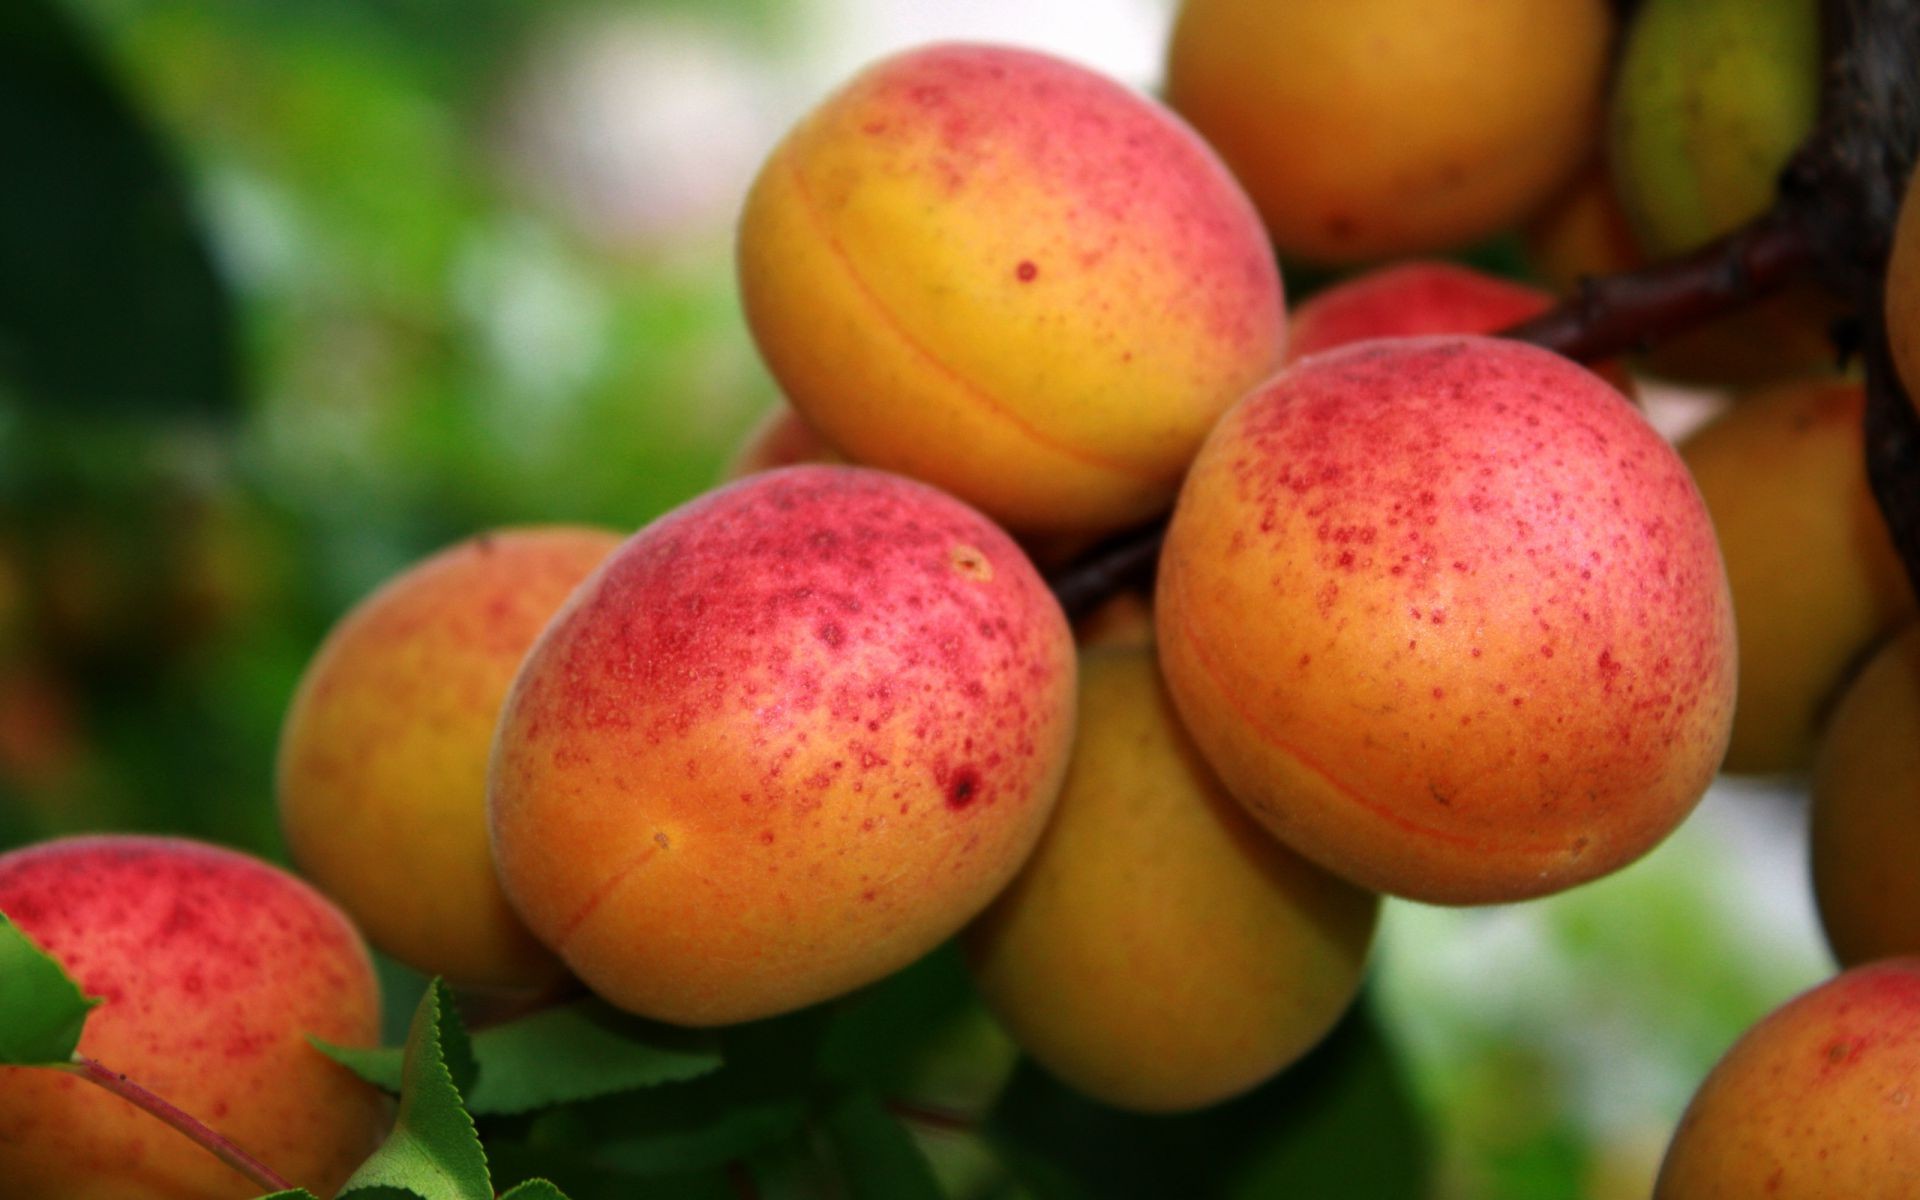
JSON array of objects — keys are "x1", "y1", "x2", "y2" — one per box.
[
  {"x1": 0, "y1": 836, "x2": 387, "y2": 1199},
  {"x1": 1655, "y1": 959, "x2": 1920, "y2": 1198},
  {"x1": 278, "y1": 527, "x2": 621, "y2": 990},
  {"x1": 1811, "y1": 629, "x2": 1920, "y2": 966},
  {"x1": 737, "y1": 43, "x2": 1286, "y2": 537},
  {"x1": 489, "y1": 466, "x2": 1077, "y2": 1026},
  {"x1": 1524, "y1": 158, "x2": 1645, "y2": 294},
  {"x1": 966, "y1": 647, "x2": 1378, "y2": 1112},
  {"x1": 1680, "y1": 380, "x2": 1914, "y2": 773},
  {"x1": 1166, "y1": 0, "x2": 1611, "y2": 264},
  {"x1": 1156, "y1": 337, "x2": 1735, "y2": 904},
  {"x1": 1890, "y1": 161, "x2": 1920, "y2": 404}
]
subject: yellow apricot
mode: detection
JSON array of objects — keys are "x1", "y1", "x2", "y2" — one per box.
[
  {"x1": 1680, "y1": 380, "x2": 1913, "y2": 773},
  {"x1": 737, "y1": 43, "x2": 1285, "y2": 537},
  {"x1": 1167, "y1": 0, "x2": 1611, "y2": 263},
  {"x1": 966, "y1": 647, "x2": 1377, "y2": 1112},
  {"x1": 1811, "y1": 628, "x2": 1920, "y2": 966},
  {"x1": 278, "y1": 526, "x2": 621, "y2": 990}
]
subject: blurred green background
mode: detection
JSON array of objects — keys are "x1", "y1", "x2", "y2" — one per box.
[{"x1": 0, "y1": 2, "x2": 1831, "y2": 1197}]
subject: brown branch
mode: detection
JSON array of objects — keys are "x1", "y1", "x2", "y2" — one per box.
[
  {"x1": 1045, "y1": 523, "x2": 1163, "y2": 621},
  {"x1": 67, "y1": 1054, "x2": 294, "y2": 1194},
  {"x1": 1499, "y1": 208, "x2": 1818, "y2": 363}
]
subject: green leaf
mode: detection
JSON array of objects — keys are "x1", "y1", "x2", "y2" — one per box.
[
  {"x1": 0, "y1": 911, "x2": 100, "y2": 1065},
  {"x1": 337, "y1": 980, "x2": 492, "y2": 1200},
  {"x1": 498, "y1": 1182, "x2": 569, "y2": 1200},
  {"x1": 990, "y1": 1000, "x2": 1431, "y2": 1200},
  {"x1": 524, "y1": 1009, "x2": 828, "y2": 1178},
  {"x1": 0, "y1": 0, "x2": 240, "y2": 418},
  {"x1": 255, "y1": 1192, "x2": 320, "y2": 1199},
  {"x1": 821, "y1": 1090, "x2": 943, "y2": 1200},
  {"x1": 321, "y1": 996, "x2": 719, "y2": 1115}
]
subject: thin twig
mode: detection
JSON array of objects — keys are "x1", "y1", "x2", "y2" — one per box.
[{"x1": 68, "y1": 1054, "x2": 294, "y2": 1194}]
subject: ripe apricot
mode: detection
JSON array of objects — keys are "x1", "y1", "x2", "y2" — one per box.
[
  {"x1": 279, "y1": 527, "x2": 621, "y2": 991},
  {"x1": 0, "y1": 836, "x2": 387, "y2": 1199},
  {"x1": 1286, "y1": 262, "x2": 1554, "y2": 363},
  {"x1": 1811, "y1": 628, "x2": 1920, "y2": 966},
  {"x1": 1166, "y1": 0, "x2": 1611, "y2": 263},
  {"x1": 489, "y1": 466, "x2": 1076, "y2": 1025},
  {"x1": 1157, "y1": 337, "x2": 1734, "y2": 903},
  {"x1": 966, "y1": 647, "x2": 1377, "y2": 1112},
  {"x1": 1680, "y1": 380, "x2": 1913, "y2": 773},
  {"x1": 1655, "y1": 959, "x2": 1920, "y2": 1198},
  {"x1": 737, "y1": 43, "x2": 1284, "y2": 537}
]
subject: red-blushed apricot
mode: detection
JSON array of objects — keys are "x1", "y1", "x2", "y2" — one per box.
[
  {"x1": 736, "y1": 43, "x2": 1285, "y2": 537},
  {"x1": 721, "y1": 402, "x2": 843, "y2": 481},
  {"x1": 965, "y1": 647, "x2": 1377, "y2": 1112},
  {"x1": 1287, "y1": 260, "x2": 1637, "y2": 397},
  {"x1": 1811, "y1": 628, "x2": 1920, "y2": 967},
  {"x1": 1287, "y1": 262, "x2": 1555, "y2": 363},
  {"x1": 1891, "y1": 161, "x2": 1920, "y2": 404},
  {"x1": 489, "y1": 466, "x2": 1077, "y2": 1026},
  {"x1": 278, "y1": 527, "x2": 621, "y2": 991},
  {"x1": 0, "y1": 836, "x2": 387, "y2": 1199},
  {"x1": 1156, "y1": 337, "x2": 1735, "y2": 904},
  {"x1": 1166, "y1": 0, "x2": 1611, "y2": 264},
  {"x1": 1655, "y1": 959, "x2": 1920, "y2": 1198},
  {"x1": 1680, "y1": 380, "x2": 1914, "y2": 773}
]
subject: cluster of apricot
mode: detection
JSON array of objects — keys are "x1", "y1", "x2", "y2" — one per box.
[{"x1": 6, "y1": 0, "x2": 1920, "y2": 1195}]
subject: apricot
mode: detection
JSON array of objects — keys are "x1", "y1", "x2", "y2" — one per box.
[
  {"x1": 1287, "y1": 261, "x2": 1632, "y2": 395},
  {"x1": 1166, "y1": 0, "x2": 1611, "y2": 263},
  {"x1": 1655, "y1": 959, "x2": 1920, "y2": 1198},
  {"x1": 1286, "y1": 262, "x2": 1554, "y2": 363},
  {"x1": 1156, "y1": 336, "x2": 1734, "y2": 904},
  {"x1": 1811, "y1": 628, "x2": 1920, "y2": 966},
  {"x1": 489, "y1": 466, "x2": 1077, "y2": 1025},
  {"x1": 1890, "y1": 160, "x2": 1920, "y2": 403},
  {"x1": 1679, "y1": 380, "x2": 1913, "y2": 773},
  {"x1": 966, "y1": 646, "x2": 1378, "y2": 1112},
  {"x1": 736, "y1": 43, "x2": 1285, "y2": 537},
  {"x1": 278, "y1": 526, "x2": 621, "y2": 991},
  {"x1": 0, "y1": 836, "x2": 386, "y2": 1199}
]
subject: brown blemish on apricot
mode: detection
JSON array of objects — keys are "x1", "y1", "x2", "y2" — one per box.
[{"x1": 950, "y1": 544, "x2": 993, "y2": 581}]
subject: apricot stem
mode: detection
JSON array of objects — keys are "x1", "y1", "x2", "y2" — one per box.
[
  {"x1": 1499, "y1": 209, "x2": 1817, "y2": 364},
  {"x1": 66, "y1": 1054, "x2": 294, "y2": 1193}
]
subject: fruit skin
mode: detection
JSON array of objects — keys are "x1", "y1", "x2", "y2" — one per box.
[
  {"x1": 1680, "y1": 380, "x2": 1914, "y2": 774},
  {"x1": 1654, "y1": 959, "x2": 1920, "y2": 1198},
  {"x1": 1890, "y1": 160, "x2": 1920, "y2": 404},
  {"x1": 489, "y1": 465, "x2": 1077, "y2": 1026},
  {"x1": 1166, "y1": 0, "x2": 1611, "y2": 264},
  {"x1": 737, "y1": 43, "x2": 1285, "y2": 537},
  {"x1": 1156, "y1": 336, "x2": 1735, "y2": 904},
  {"x1": 966, "y1": 647, "x2": 1378, "y2": 1112},
  {"x1": 1609, "y1": 0, "x2": 1817, "y2": 261},
  {"x1": 1286, "y1": 262, "x2": 1554, "y2": 363},
  {"x1": 1811, "y1": 628, "x2": 1920, "y2": 967},
  {"x1": 279, "y1": 526, "x2": 621, "y2": 991},
  {"x1": 0, "y1": 836, "x2": 387, "y2": 1200}
]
